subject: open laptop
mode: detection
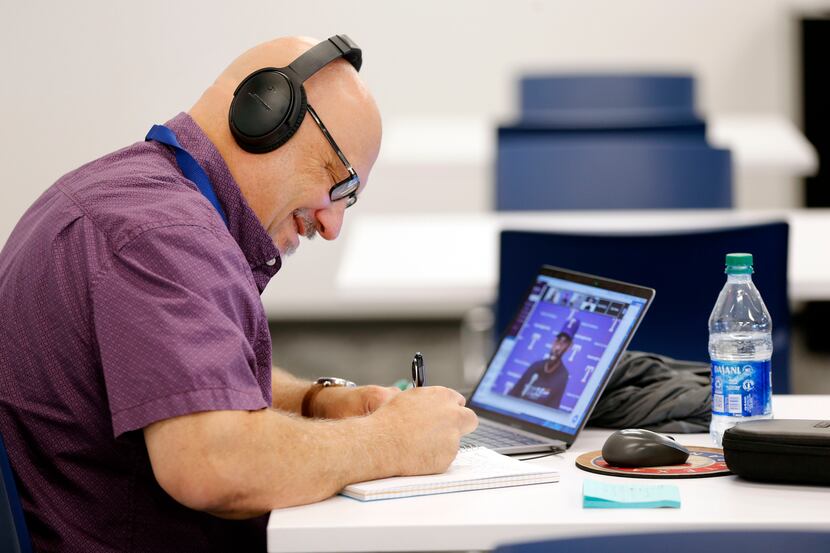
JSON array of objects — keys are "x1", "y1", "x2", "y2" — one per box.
[{"x1": 461, "y1": 264, "x2": 655, "y2": 454}]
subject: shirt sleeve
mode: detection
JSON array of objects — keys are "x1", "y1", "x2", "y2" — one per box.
[{"x1": 91, "y1": 224, "x2": 269, "y2": 437}]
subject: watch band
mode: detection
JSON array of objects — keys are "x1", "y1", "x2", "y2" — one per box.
[
  {"x1": 301, "y1": 383, "x2": 327, "y2": 418},
  {"x1": 301, "y1": 377, "x2": 357, "y2": 418}
]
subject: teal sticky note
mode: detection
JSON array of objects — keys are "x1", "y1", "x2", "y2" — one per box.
[{"x1": 583, "y1": 479, "x2": 681, "y2": 509}]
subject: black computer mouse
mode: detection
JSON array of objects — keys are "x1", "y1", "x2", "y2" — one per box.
[{"x1": 601, "y1": 428, "x2": 691, "y2": 468}]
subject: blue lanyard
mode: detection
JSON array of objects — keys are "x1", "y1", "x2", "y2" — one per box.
[{"x1": 145, "y1": 124, "x2": 230, "y2": 227}]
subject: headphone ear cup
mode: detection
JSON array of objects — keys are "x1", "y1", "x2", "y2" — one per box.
[
  {"x1": 273, "y1": 86, "x2": 307, "y2": 149},
  {"x1": 229, "y1": 69, "x2": 307, "y2": 153}
]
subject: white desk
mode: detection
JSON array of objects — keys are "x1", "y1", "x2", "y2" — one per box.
[
  {"x1": 707, "y1": 114, "x2": 818, "y2": 177},
  {"x1": 325, "y1": 209, "x2": 830, "y2": 319},
  {"x1": 376, "y1": 114, "x2": 817, "y2": 213},
  {"x1": 267, "y1": 395, "x2": 830, "y2": 552}
]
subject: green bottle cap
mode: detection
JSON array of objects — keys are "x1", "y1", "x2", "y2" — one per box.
[{"x1": 725, "y1": 252, "x2": 754, "y2": 274}]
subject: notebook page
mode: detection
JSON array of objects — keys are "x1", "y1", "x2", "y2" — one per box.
[{"x1": 341, "y1": 447, "x2": 558, "y2": 500}]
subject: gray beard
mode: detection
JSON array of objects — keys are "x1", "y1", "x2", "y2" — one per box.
[{"x1": 282, "y1": 209, "x2": 318, "y2": 257}]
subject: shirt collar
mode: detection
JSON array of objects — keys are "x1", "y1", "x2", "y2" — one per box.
[{"x1": 164, "y1": 112, "x2": 281, "y2": 291}]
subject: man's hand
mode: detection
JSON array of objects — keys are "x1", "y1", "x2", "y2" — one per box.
[
  {"x1": 313, "y1": 384, "x2": 400, "y2": 419},
  {"x1": 371, "y1": 387, "x2": 479, "y2": 476}
]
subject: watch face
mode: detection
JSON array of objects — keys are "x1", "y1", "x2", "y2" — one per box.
[{"x1": 316, "y1": 377, "x2": 357, "y2": 388}]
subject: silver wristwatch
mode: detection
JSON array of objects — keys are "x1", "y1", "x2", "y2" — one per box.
[
  {"x1": 314, "y1": 377, "x2": 357, "y2": 388},
  {"x1": 302, "y1": 377, "x2": 357, "y2": 417}
]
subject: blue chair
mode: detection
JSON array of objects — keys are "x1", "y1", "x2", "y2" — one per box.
[
  {"x1": 497, "y1": 73, "x2": 732, "y2": 211},
  {"x1": 496, "y1": 531, "x2": 830, "y2": 553},
  {"x1": 520, "y1": 74, "x2": 701, "y2": 127},
  {"x1": 497, "y1": 223, "x2": 791, "y2": 393},
  {"x1": 0, "y1": 432, "x2": 32, "y2": 553},
  {"x1": 496, "y1": 138, "x2": 732, "y2": 210}
]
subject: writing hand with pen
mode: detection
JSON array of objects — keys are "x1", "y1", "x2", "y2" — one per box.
[
  {"x1": 370, "y1": 352, "x2": 479, "y2": 476},
  {"x1": 313, "y1": 352, "x2": 477, "y2": 476}
]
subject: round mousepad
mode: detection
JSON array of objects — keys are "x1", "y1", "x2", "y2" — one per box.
[{"x1": 575, "y1": 446, "x2": 730, "y2": 479}]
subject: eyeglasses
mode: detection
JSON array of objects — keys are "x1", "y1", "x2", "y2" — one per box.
[{"x1": 306, "y1": 104, "x2": 360, "y2": 208}]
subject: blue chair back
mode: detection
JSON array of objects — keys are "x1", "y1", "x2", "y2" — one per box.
[
  {"x1": 499, "y1": 73, "x2": 731, "y2": 211},
  {"x1": 520, "y1": 74, "x2": 700, "y2": 126},
  {"x1": 497, "y1": 223, "x2": 791, "y2": 393},
  {"x1": 496, "y1": 531, "x2": 830, "y2": 553},
  {"x1": 496, "y1": 137, "x2": 732, "y2": 210},
  {"x1": 0, "y1": 433, "x2": 32, "y2": 553}
]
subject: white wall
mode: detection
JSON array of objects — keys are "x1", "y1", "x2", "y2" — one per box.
[{"x1": 1, "y1": 0, "x2": 828, "y2": 245}]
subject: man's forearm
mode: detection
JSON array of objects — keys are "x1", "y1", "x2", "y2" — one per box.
[
  {"x1": 214, "y1": 410, "x2": 396, "y2": 516},
  {"x1": 270, "y1": 366, "x2": 312, "y2": 413},
  {"x1": 145, "y1": 387, "x2": 478, "y2": 519},
  {"x1": 145, "y1": 407, "x2": 398, "y2": 518}
]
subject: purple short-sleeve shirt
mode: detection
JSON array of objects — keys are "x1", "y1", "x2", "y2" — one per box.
[{"x1": 0, "y1": 113, "x2": 281, "y2": 552}]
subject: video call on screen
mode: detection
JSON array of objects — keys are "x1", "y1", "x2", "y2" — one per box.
[{"x1": 472, "y1": 274, "x2": 645, "y2": 434}]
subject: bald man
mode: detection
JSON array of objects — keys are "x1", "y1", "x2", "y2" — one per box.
[{"x1": 0, "y1": 36, "x2": 477, "y2": 552}]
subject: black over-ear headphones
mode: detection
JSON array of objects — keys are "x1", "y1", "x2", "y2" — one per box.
[{"x1": 228, "y1": 35, "x2": 362, "y2": 154}]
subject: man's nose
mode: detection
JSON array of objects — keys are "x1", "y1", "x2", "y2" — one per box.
[{"x1": 314, "y1": 200, "x2": 346, "y2": 240}]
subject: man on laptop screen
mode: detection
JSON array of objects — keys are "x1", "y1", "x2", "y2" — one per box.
[{"x1": 508, "y1": 317, "x2": 580, "y2": 409}]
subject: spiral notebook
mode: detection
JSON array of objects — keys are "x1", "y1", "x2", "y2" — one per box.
[{"x1": 340, "y1": 447, "x2": 559, "y2": 501}]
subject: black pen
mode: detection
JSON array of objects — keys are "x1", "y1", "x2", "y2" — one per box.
[{"x1": 411, "y1": 352, "x2": 426, "y2": 387}]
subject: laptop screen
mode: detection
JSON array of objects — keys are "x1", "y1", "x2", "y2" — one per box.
[{"x1": 469, "y1": 266, "x2": 653, "y2": 440}]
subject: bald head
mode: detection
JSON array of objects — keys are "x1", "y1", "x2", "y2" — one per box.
[
  {"x1": 215, "y1": 36, "x2": 319, "y2": 93},
  {"x1": 189, "y1": 36, "x2": 382, "y2": 257}
]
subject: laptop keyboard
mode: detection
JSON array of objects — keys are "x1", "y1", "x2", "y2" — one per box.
[{"x1": 460, "y1": 421, "x2": 548, "y2": 449}]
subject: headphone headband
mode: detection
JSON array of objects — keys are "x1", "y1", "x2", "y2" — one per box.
[
  {"x1": 288, "y1": 35, "x2": 362, "y2": 82},
  {"x1": 229, "y1": 34, "x2": 362, "y2": 154}
]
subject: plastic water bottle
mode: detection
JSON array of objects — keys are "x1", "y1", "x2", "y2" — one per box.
[{"x1": 708, "y1": 253, "x2": 773, "y2": 446}]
